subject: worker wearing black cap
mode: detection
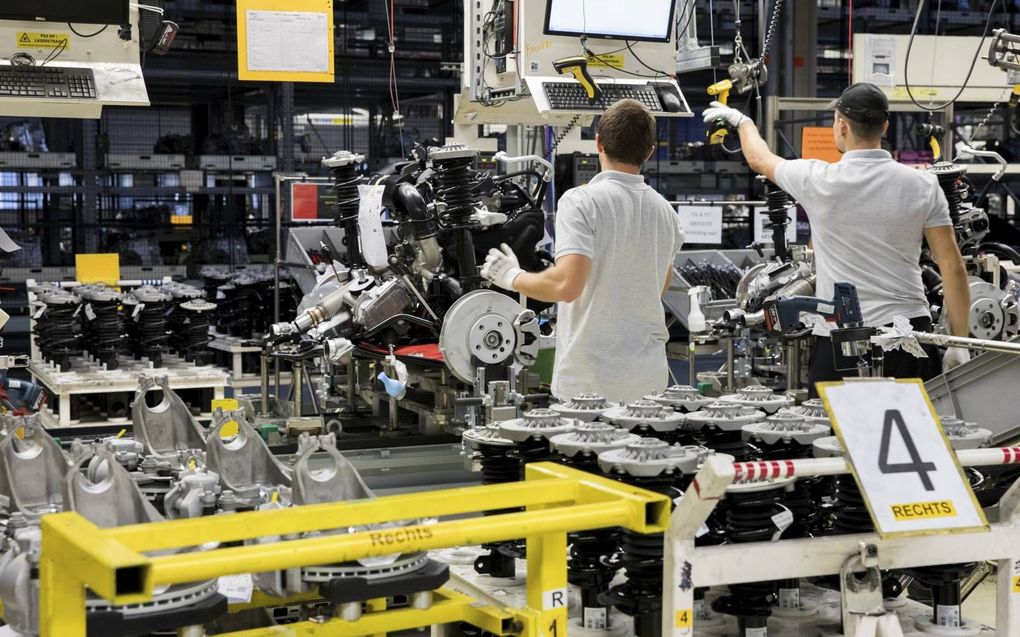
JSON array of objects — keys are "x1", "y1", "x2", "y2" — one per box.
[{"x1": 702, "y1": 82, "x2": 971, "y2": 396}]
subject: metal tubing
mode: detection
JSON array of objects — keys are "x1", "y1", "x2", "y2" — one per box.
[
  {"x1": 909, "y1": 331, "x2": 1020, "y2": 355},
  {"x1": 259, "y1": 352, "x2": 269, "y2": 416},
  {"x1": 149, "y1": 502, "x2": 631, "y2": 585},
  {"x1": 726, "y1": 336, "x2": 736, "y2": 392},
  {"x1": 107, "y1": 478, "x2": 580, "y2": 550},
  {"x1": 292, "y1": 361, "x2": 304, "y2": 417}
]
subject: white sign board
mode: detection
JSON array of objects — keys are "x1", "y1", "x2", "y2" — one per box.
[
  {"x1": 246, "y1": 10, "x2": 330, "y2": 73},
  {"x1": 753, "y1": 207, "x2": 797, "y2": 245},
  {"x1": 818, "y1": 380, "x2": 988, "y2": 537},
  {"x1": 676, "y1": 206, "x2": 723, "y2": 245}
]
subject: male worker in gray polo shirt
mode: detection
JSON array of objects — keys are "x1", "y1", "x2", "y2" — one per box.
[
  {"x1": 480, "y1": 99, "x2": 685, "y2": 403},
  {"x1": 703, "y1": 83, "x2": 971, "y2": 394}
]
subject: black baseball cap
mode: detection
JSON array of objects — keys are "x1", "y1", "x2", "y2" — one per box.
[{"x1": 826, "y1": 83, "x2": 890, "y2": 124}]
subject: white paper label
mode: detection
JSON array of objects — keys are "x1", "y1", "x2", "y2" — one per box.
[
  {"x1": 746, "y1": 628, "x2": 767, "y2": 637},
  {"x1": 542, "y1": 587, "x2": 567, "y2": 610},
  {"x1": 771, "y1": 507, "x2": 794, "y2": 540},
  {"x1": 936, "y1": 604, "x2": 961, "y2": 627},
  {"x1": 582, "y1": 607, "x2": 607, "y2": 630},
  {"x1": 33, "y1": 306, "x2": 44, "y2": 319},
  {"x1": 696, "y1": 523, "x2": 710, "y2": 538},
  {"x1": 84, "y1": 303, "x2": 96, "y2": 321},
  {"x1": 217, "y1": 573, "x2": 254, "y2": 604},
  {"x1": 753, "y1": 206, "x2": 797, "y2": 245},
  {"x1": 132, "y1": 303, "x2": 144, "y2": 320},
  {"x1": 357, "y1": 184, "x2": 389, "y2": 269},
  {"x1": 246, "y1": 10, "x2": 330, "y2": 73},
  {"x1": 865, "y1": 35, "x2": 896, "y2": 87},
  {"x1": 817, "y1": 302, "x2": 835, "y2": 315},
  {"x1": 778, "y1": 587, "x2": 800, "y2": 610},
  {"x1": 677, "y1": 205, "x2": 723, "y2": 245}
]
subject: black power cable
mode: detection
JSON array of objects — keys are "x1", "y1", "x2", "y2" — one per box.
[{"x1": 904, "y1": 0, "x2": 1000, "y2": 112}]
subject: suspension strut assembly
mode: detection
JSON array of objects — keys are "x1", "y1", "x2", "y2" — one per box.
[
  {"x1": 759, "y1": 176, "x2": 796, "y2": 262},
  {"x1": 323, "y1": 151, "x2": 366, "y2": 270},
  {"x1": 551, "y1": 423, "x2": 641, "y2": 636}
]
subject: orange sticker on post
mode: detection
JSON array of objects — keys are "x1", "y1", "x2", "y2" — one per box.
[{"x1": 801, "y1": 127, "x2": 842, "y2": 163}]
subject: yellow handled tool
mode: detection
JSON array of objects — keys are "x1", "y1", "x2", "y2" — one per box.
[
  {"x1": 554, "y1": 56, "x2": 602, "y2": 101},
  {"x1": 706, "y1": 79, "x2": 734, "y2": 144}
]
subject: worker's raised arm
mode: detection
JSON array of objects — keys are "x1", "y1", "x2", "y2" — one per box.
[
  {"x1": 701, "y1": 102, "x2": 783, "y2": 182},
  {"x1": 924, "y1": 225, "x2": 970, "y2": 338}
]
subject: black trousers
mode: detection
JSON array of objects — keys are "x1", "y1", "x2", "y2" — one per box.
[{"x1": 807, "y1": 316, "x2": 943, "y2": 398}]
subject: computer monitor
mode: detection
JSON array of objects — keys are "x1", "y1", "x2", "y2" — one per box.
[
  {"x1": 544, "y1": 0, "x2": 677, "y2": 43},
  {"x1": 0, "y1": 0, "x2": 129, "y2": 26}
]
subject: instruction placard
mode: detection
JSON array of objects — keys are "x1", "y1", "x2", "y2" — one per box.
[
  {"x1": 801, "y1": 127, "x2": 842, "y2": 163},
  {"x1": 17, "y1": 32, "x2": 70, "y2": 50},
  {"x1": 677, "y1": 206, "x2": 722, "y2": 245},
  {"x1": 818, "y1": 379, "x2": 989, "y2": 538},
  {"x1": 753, "y1": 207, "x2": 797, "y2": 245}
]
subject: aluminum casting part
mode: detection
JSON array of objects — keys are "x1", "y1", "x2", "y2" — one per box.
[
  {"x1": 513, "y1": 310, "x2": 541, "y2": 368},
  {"x1": 788, "y1": 398, "x2": 831, "y2": 425},
  {"x1": 0, "y1": 416, "x2": 70, "y2": 518},
  {"x1": 741, "y1": 411, "x2": 831, "y2": 446},
  {"x1": 602, "y1": 400, "x2": 687, "y2": 432},
  {"x1": 549, "y1": 422, "x2": 642, "y2": 458},
  {"x1": 497, "y1": 408, "x2": 576, "y2": 442},
  {"x1": 812, "y1": 435, "x2": 844, "y2": 458},
  {"x1": 428, "y1": 143, "x2": 479, "y2": 162},
  {"x1": 939, "y1": 415, "x2": 993, "y2": 450},
  {"x1": 206, "y1": 409, "x2": 293, "y2": 500},
  {"x1": 596, "y1": 438, "x2": 707, "y2": 478},
  {"x1": 65, "y1": 444, "x2": 164, "y2": 528},
  {"x1": 644, "y1": 384, "x2": 713, "y2": 411},
  {"x1": 549, "y1": 393, "x2": 615, "y2": 422},
  {"x1": 292, "y1": 433, "x2": 374, "y2": 506},
  {"x1": 130, "y1": 286, "x2": 173, "y2": 304},
  {"x1": 321, "y1": 150, "x2": 366, "y2": 168},
  {"x1": 719, "y1": 384, "x2": 795, "y2": 414},
  {"x1": 439, "y1": 290, "x2": 524, "y2": 383},
  {"x1": 685, "y1": 401, "x2": 767, "y2": 432},
  {"x1": 86, "y1": 437, "x2": 145, "y2": 482},
  {"x1": 132, "y1": 376, "x2": 208, "y2": 463},
  {"x1": 163, "y1": 470, "x2": 222, "y2": 520},
  {"x1": 462, "y1": 425, "x2": 514, "y2": 450}
]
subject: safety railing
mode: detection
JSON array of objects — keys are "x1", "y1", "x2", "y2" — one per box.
[
  {"x1": 38, "y1": 462, "x2": 670, "y2": 637},
  {"x1": 665, "y1": 448, "x2": 1020, "y2": 636}
]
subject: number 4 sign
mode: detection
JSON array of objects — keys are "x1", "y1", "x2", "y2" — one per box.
[{"x1": 817, "y1": 379, "x2": 989, "y2": 538}]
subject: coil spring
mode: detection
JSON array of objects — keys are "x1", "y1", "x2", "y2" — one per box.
[
  {"x1": 433, "y1": 157, "x2": 479, "y2": 224},
  {"x1": 477, "y1": 443, "x2": 519, "y2": 486},
  {"x1": 84, "y1": 298, "x2": 124, "y2": 369},
  {"x1": 228, "y1": 282, "x2": 257, "y2": 339},
  {"x1": 934, "y1": 168, "x2": 965, "y2": 223},
  {"x1": 760, "y1": 0, "x2": 783, "y2": 62},
  {"x1": 701, "y1": 425, "x2": 756, "y2": 461},
  {"x1": 510, "y1": 436, "x2": 559, "y2": 478},
  {"x1": 475, "y1": 441, "x2": 523, "y2": 577},
  {"x1": 181, "y1": 306, "x2": 214, "y2": 366},
  {"x1": 711, "y1": 487, "x2": 783, "y2": 629},
  {"x1": 833, "y1": 475, "x2": 873, "y2": 534},
  {"x1": 37, "y1": 302, "x2": 81, "y2": 371},
  {"x1": 601, "y1": 472, "x2": 676, "y2": 636},
  {"x1": 331, "y1": 162, "x2": 361, "y2": 225},
  {"x1": 134, "y1": 300, "x2": 170, "y2": 367}
]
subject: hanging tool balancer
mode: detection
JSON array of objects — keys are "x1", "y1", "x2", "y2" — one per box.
[{"x1": 706, "y1": 59, "x2": 767, "y2": 144}]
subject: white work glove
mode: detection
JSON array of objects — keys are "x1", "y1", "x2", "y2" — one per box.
[
  {"x1": 702, "y1": 101, "x2": 751, "y2": 129},
  {"x1": 480, "y1": 243, "x2": 523, "y2": 292},
  {"x1": 942, "y1": 346, "x2": 971, "y2": 372}
]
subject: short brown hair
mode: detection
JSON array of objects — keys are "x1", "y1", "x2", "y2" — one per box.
[{"x1": 597, "y1": 99, "x2": 656, "y2": 167}]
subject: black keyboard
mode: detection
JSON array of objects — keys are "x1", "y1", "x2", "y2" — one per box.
[
  {"x1": 0, "y1": 65, "x2": 97, "y2": 99},
  {"x1": 544, "y1": 81, "x2": 663, "y2": 112}
]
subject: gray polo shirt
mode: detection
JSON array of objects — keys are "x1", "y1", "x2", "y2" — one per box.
[
  {"x1": 552, "y1": 171, "x2": 685, "y2": 403},
  {"x1": 774, "y1": 149, "x2": 951, "y2": 331}
]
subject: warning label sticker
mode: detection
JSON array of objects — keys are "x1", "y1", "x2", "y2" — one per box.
[
  {"x1": 17, "y1": 32, "x2": 70, "y2": 50},
  {"x1": 585, "y1": 52, "x2": 624, "y2": 69}
]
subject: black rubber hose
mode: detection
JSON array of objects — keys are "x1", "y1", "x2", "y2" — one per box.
[{"x1": 391, "y1": 182, "x2": 438, "y2": 240}]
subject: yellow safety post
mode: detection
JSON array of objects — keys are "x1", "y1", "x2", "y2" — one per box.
[{"x1": 38, "y1": 462, "x2": 670, "y2": 637}]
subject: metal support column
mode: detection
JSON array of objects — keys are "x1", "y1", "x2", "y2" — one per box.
[
  {"x1": 80, "y1": 119, "x2": 100, "y2": 254},
  {"x1": 279, "y1": 83, "x2": 295, "y2": 173}
]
